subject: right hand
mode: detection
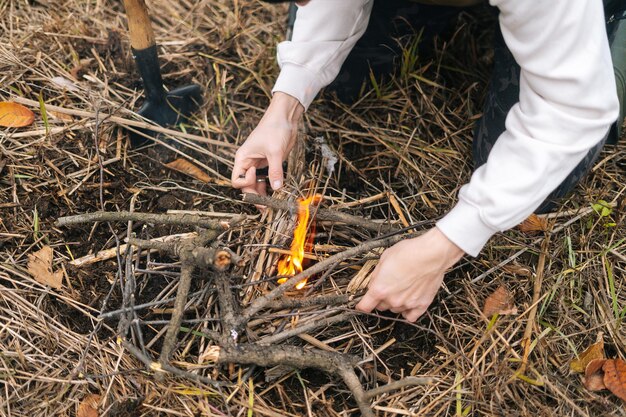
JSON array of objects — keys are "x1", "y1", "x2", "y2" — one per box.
[{"x1": 231, "y1": 92, "x2": 304, "y2": 196}]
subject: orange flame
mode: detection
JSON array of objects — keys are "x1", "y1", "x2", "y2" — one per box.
[{"x1": 277, "y1": 194, "x2": 322, "y2": 290}]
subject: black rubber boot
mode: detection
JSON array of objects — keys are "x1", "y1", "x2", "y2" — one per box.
[
  {"x1": 472, "y1": 2, "x2": 626, "y2": 213},
  {"x1": 326, "y1": 0, "x2": 462, "y2": 104}
]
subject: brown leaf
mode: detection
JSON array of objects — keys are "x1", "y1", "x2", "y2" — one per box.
[
  {"x1": 584, "y1": 359, "x2": 607, "y2": 391},
  {"x1": 603, "y1": 359, "x2": 626, "y2": 402},
  {"x1": 77, "y1": 394, "x2": 101, "y2": 417},
  {"x1": 27, "y1": 246, "x2": 63, "y2": 289},
  {"x1": 518, "y1": 214, "x2": 549, "y2": 234},
  {"x1": 165, "y1": 158, "x2": 228, "y2": 186},
  {"x1": 501, "y1": 262, "x2": 532, "y2": 277},
  {"x1": 570, "y1": 339, "x2": 605, "y2": 373},
  {"x1": 482, "y1": 285, "x2": 518, "y2": 317},
  {"x1": 0, "y1": 102, "x2": 35, "y2": 128},
  {"x1": 48, "y1": 110, "x2": 74, "y2": 122}
]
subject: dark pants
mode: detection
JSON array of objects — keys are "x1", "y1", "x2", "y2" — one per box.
[
  {"x1": 329, "y1": 0, "x2": 626, "y2": 213},
  {"x1": 473, "y1": 5, "x2": 625, "y2": 212}
]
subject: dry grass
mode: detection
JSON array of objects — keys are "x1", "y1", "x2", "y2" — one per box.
[{"x1": 1, "y1": 0, "x2": 626, "y2": 416}]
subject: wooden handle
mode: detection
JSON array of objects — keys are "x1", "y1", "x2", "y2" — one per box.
[{"x1": 122, "y1": 0, "x2": 155, "y2": 50}]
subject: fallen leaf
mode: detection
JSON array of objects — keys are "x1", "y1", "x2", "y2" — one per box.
[
  {"x1": 50, "y1": 76, "x2": 79, "y2": 92},
  {"x1": 77, "y1": 394, "x2": 101, "y2": 417},
  {"x1": 165, "y1": 158, "x2": 229, "y2": 186},
  {"x1": 70, "y1": 58, "x2": 94, "y2": 80},
  {"x1": 518, "y1": 214, "x2": 549, "y2": 234},
  {"x1": 603, "y1": 359, "x2": 626, "y2": 402},
  {"x1": 584, "y1": 359, "x2": 607, "y2": 391},
  {"x1": 571, "y1": 338, "x2": 605, "y2": 373},
  {"x1": 482, "y1": 285, "x2": 518, "y2": 317},
  {"x1": 502, "y1": 262, "x2": 532, "y2": 277},
  {"x1": 0, "y1": 102, "x2": 35, "y2": 128},
  {"x1": 165, "y1": 158, "x2": 212, "y2": 182},
  {"x1": 27, "y1": 246, "x2": 63, "y2": 289},
  {"x1": 48, "y1": 110, "x2": 74, "y2": 122}
]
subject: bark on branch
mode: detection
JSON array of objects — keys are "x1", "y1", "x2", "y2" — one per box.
[
  {"x1": 56, "y1": 211, "x2": 242, "y2": 230},
  {"x1": 215, "y1": 344, "x2": 373, "y2": 417}
]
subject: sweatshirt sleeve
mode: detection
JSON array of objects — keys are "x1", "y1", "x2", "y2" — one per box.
[
  {"x1": 272, "y1": 0, "x2": 373, "y2": 109},
  {"x1": 436, "y1": 0, "x2": 619, "y2": 257}
]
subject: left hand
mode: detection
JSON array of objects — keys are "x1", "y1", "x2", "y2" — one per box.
[{"x1": 356, "y1": 227, "x2": 465, "y2": 322}]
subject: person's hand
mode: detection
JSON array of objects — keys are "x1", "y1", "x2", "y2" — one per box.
[
  {"x1": 356, "y1": 227, "x2": 464, "y2": 322},
  {"x1": 231, "y1": 92, "x2": 304, "y2": 196}
]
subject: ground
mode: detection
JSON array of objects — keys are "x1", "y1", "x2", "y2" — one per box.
[{"x1": 1, "y1": 1, "x2": 626, "y2": 416}]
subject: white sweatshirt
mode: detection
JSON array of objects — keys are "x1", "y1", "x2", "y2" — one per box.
[{"x1": 273, "y1": 0, "x2": 619, "y2": 257}]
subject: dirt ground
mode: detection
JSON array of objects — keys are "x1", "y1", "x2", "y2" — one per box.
[{"x1": 1, "y1": 1, "x2": 626, "y2": 416}]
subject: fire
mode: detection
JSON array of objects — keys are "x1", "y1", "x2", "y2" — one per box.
[{"x1": 277, "y1": 194, "x2": 322, "y2": 290}]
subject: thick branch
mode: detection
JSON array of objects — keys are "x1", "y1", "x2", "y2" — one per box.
[
  {"x1": 57, "y1": 211, "x2": 240, "y2": 230},
  {"x1": 159, "y1": 253, "x2": 195, "y2": 365},
  {"x1": 215, "y1": 272, "x2": 240, "y2": 344},
  {"x1": 217, "y1": 344, "x2": 372, "y2": 417},
  {"x1": 129, "y1": 237, "x2": 235, "y2": 271},
  {"x1": 239, "y1": 234, "x2": 408, "y2": 325},
  {"x1": 242, "y1": 193, "x2": 398, "y2": 234}
]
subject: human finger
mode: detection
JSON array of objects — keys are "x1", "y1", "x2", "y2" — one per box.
[
  {"x1": 403, "y1": 307, "x2": 426, "y2": 323},
  {"x1": 355, "y1": 291, "x2": 381, "y2": 313},
  {"x1": 375, "y1": 301, "x2": 391, "y2": 312},
  {"x1": 266, "y1": 153, "x2": 285, "y2": 191},
  {"x1": 253, "y1": 177, "x2": 268, "y2": 197},
  {"x1": 232, "y1": 164, "x2": 256, "y2": 189}
]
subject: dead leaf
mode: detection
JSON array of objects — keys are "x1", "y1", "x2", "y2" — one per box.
[
  {"x1": 584, "y1": 359, "x2": 607, "y2": 391},
  {"x1": 48, "y1": 110, "x2": 74, "y2": 122},
  {"x1": 482, "y1": 285, "x2": 518, "y2": 317},
  {"x1": 165, "y1": 158, "x2": 229, "y2": 186},
  {"x1": 70, "y1": 58, "x2": 94, "y2": 80},
  {"x1": 77, "y1": 394, "x2": 101, "y2": 417},
  {"x1": 0, "y1": 102, "x2": 35, "y2": 128},
  {"x1": 27, "y1": 246, "x2": 63, "y2": 289},
  {"x1": 502, "y1": 262, "x2": 532, "y2": 277},
  {"x1": 603, "y1": 359, "x2": 626, "y2": 402},
  {"x1": 518, "y1": 214, "x2": 549, "y2": 234},
  {"x1": 571, "y1": 339, "x2": 605, "y2": 373},
  {"x1": 50, "y1": 76, "x2": 79, "y2": 92}
]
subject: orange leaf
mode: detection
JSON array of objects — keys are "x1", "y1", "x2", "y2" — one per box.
[
  {"x1": 77, "y1": 394, "x2": 101, "y2": 417},
  {"x1": 584, "y1": 359, "x2": 607, "y2": 391},
  {"x1": 518, "y1": 214, "x2": 549, "y2": 234},
  {"x1": 0, "y1": 102, "x2": 35, "y2": 128},
  {"x1": 482, "y1": 285, "x2": 517, "y2": 317},
  {"x1": 570, "y1": 339, "x2": 605, "y2": 373},
  {"x1": 603, "y1": 359, "x2": 626, "y2": 402},
  {"x1": 27, "y1": 246, "x2": 63, "y2": 289},
  {"x1": 165, "y1": 158, "x2": 229, "y2": 186}
]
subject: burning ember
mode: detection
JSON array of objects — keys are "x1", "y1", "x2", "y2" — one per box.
[{"x1": 277, "y1": 194, "x2": 323, "y2": 289}]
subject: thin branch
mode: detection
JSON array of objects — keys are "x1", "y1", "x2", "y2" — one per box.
[
  {"x1": 121, "y1": 340, "x2": 228, "y2": 387},
  {"x1": 239, "y1": 233, "x2": 409, "y2": 324},
  {"x1": 364, "y1": 376, "x2": 434, "y2": 399},
  {"x1": 257, "y1": 312, "x2": 356, "y2": 346},
  {"x1": 56, "y1": 211, "x2": 241, "y2": 230},
  {"x1": 242, "y1": 193, "x2": 399, "y2": 234}
]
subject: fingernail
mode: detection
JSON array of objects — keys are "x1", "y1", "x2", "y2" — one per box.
[{"x1": 272, "y1": 180, "x2": 282, "y2": 190}]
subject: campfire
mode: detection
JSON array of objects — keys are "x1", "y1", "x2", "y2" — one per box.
[{"x1": 277, "y1": 194, "x2": 323, "y2": 289}]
